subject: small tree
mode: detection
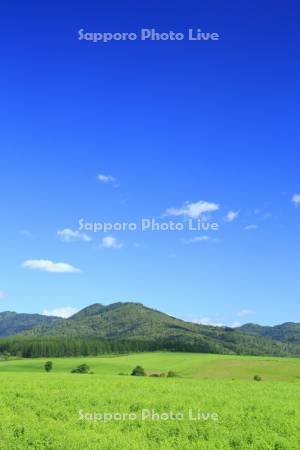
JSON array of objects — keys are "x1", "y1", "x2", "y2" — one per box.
[
  {"x1": 254, "y1": 374, "x2": 262, "y2": 382},
  {"x1": 131, "y1": 365, "x2": 146, "y2": 376},
  {"x1": 167, "y1": 371, "x2": 178, "y2": 378},
  {"x1": 0, "y1": 351, "x2": 10, "y2": 361},
  {"x1": 71, "y1": 364, "x2": 91, "y2": 374},
  {"x1": 44, "y1": 361, "x2": 53, "y2": 372}
]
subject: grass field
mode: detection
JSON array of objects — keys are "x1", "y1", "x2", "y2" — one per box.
[{"x1": 0, "y1": 352, "x2": 300, "y2": 449}]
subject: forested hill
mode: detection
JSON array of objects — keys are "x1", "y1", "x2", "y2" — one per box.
[
  {"x1": 12, "y1": 302, "x2": 300, "y2": 357},
  {"x1": 0, "y1": 311, "x2": 61, "y2": 337},
  {"x1": 237, "y1": 322, "x2": 300, "y2": 344}
]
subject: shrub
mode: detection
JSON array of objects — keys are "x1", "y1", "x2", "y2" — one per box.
[
  {"x1": 0, "y1": 351, "x2": 11, "y2": 361},
  {"x1": 71, "y1": 364, "x2": 91, "y2": 374},
  {"x1": 254, "y1": 375, "x2": 262, "y2": 382},
  {"x1": 167, "y1": 371, "x2": 178, "y2": 378},
  {"x1": 149, "y1": 373, "x2": 160, "y2": 377},
  {"x1": 44, "y1": 361, "x2": 53, "y2": 372},
  {"x1": 131, "y1": 366, "x2": 146, "y2": 376}
]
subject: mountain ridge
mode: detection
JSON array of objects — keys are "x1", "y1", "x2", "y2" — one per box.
[
  {"x1": 0, "y1": 311, "x2": 61, "y2": 337},
  {"x1": 1, "y1": 302, "x2": 299, "y2": 356},
  {"x1": 236, "y1": 322, "x2": 300, "y2": 344}
]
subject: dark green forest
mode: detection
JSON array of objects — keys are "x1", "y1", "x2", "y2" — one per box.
[{"x1": 0, "y1": 302, "x2": 299, "y2": 358}]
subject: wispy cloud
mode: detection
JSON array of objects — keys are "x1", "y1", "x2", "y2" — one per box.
[
  {"x1": 57, "y1": 228, "x2": 91, "y2": 242},
  {"x1": 22, "y1": 259, "x2": 81, "y2": 273},
  {"x1": 262, "y1": 212, "x2": 272, "y2": 220},
  {"x1": 231, "y1": 321, "x2": 242, "y2": 328},
  {"x1": 253, "y1": 209, "x2": 272, "y2": 221},
  {"x1": 192, "y1": 317, "x2": 223, "y2": 327},
  {"x1": 237, "y1": 309, "x2": 256, "y2": 317},
  {"x1": 20, "y1": 230, "x2": 34, "y2": 238},
  {"x1": 292, "y1": 193, "x2": 300, "y2": 207},
  {"x1": 97, "y1": 174, "x2": 118, "y2": 187},
  {"x1": 100, "y1": 236, "x2": 123, "y2": 249},
  {"x1": 43, "y1": 306, "x2": 79, "y2": 318},
  {"x1": 165, "y1": 200, "x2": 219, "y2": 219},
  {"x1": 224, "y1": 211, "x2": 239, "y2": 222},
  {"x1": 244, "y1": 224, "x2": 258, "y2": 231},
  {"x1": 0, "y1": 291, "x2": 6, "y2": 300},
  {"x1": 184, "y1": 236, "x2": 210, "y2": 244}
]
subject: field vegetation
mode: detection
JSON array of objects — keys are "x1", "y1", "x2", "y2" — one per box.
[{"x1": 0, "y1": 352, "x2": 299, "y2": 449}]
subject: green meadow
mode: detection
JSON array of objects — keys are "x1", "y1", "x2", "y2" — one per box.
[{"x1": 0, "y1": 352, "x2": 300, "y2": 449}]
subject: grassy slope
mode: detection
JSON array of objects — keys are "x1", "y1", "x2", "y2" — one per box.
[
  {"x1": 1, "y1": 352, "x2": 300, "y2": 382},
  {"x1": 0, "y1": 372, "x2": 299, "y2": 449},
  {"x1": 1, "y1": 353, "x2": 300, "y2": 449}
]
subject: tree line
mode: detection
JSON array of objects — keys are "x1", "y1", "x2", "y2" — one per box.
[
  {"x1": 0, "y1": 336, "x2": 160, "y2": 358},
  {"x1": 0, "y1": 333, "x2": 298, "y2": 358}
]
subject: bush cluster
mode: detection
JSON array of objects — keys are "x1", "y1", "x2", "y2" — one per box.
[{"x1": 131, "y1": 366, "x2": 178, "y2": 378}]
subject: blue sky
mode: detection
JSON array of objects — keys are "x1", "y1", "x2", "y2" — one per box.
[{"x1": 0, "y1": 1, "x2": 300, "y2": 326}]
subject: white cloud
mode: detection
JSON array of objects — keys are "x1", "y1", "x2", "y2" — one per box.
[
  {"x1": 292, "y1": 194, "x2": 300, "y2": 207},
  {"x1": 97, "y1": 174, "x2": 118, "y2": 186},
  {"x1": 43, "y1": 306, "x2": 79, "y2": 318},
  {"x1": 22, "y1": 259, "x2": 81, "y2": 273},
  {"x1": 57, "y1": 228, "x2": 91, "y2": 242},
  {"x1": 231, "y1": 321, "x2": 242, "y2": 328},
  {"x1": 244, "y1": 224, "x2": 258, "y2": 231},
  {"x1": 193, "y1": 317, "x2": 223, "y2": 327},
  {"x1": 165, "y1": 200, "x2": 219, "y2": 219},
  {"x1": 184, "y1": 236, "x2": 210, "y2": 244},
  {"x1": 225, "y1": 211, "x2": 239, "y2": 222},
  {"x1": 0, "y1": 291, "x2": 5, "y2": 300},
  {"x1": 100, "y1": 236, "x2": 123, "y2": 249},
  {"x1": 237, "y1": 309, "x2": 256, "y2": 317}
]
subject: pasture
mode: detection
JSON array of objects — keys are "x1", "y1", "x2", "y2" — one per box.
[{"x1": 0, "y1": 352, "x2": 299, "y2": 449}]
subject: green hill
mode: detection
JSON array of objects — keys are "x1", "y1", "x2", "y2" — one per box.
[
  {"x1": 19, "y1": 302, "x2": 300, "y2": 356},
  {"x1": 237, "y1": 322, "x2": 300, "y2": 344},
  {"x1": 0, "y1": 311, "x2": 61, "y2": 337}
]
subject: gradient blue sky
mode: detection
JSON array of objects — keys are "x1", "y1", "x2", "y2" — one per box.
[{"x1": 0, "y1": 1, "x2": 299, "y2": 326}]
